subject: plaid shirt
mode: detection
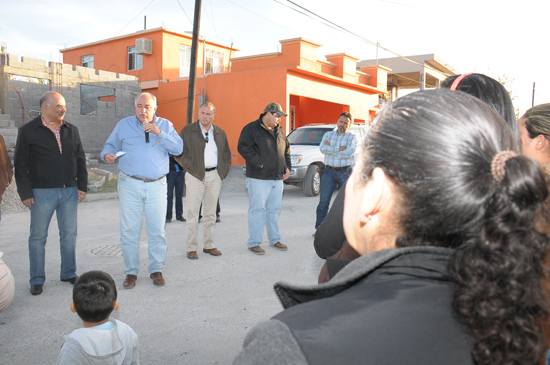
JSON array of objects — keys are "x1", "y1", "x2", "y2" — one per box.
[
  {"x1": 41, "y1": 116, "x2": 63, "y2": 153},
  {"x1": 319, "y1": 128, "x2": 357, "y2": 168}
]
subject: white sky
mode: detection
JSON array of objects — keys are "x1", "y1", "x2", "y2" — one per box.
[{"x1": 1, "y1": 0, "x2": 548, "y2": 114}]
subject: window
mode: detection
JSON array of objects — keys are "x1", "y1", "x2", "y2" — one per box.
[
  {"x1": 205, "y1": 49, "x2": 223, "y2": 74},
  {"x1": 82, "y1": 54, "x2": 94, "y2": 68},
  {"x1": 180, "y1": 45, "x2": 191, "y2": 77},
  {"x1": 128, "y1": 46, "x2": 142, "y2": 71},
  {"x1": 80, "y1": 84, "x2": 115, "y2": 115}
]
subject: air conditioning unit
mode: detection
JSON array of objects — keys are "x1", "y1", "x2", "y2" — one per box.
[{"x1": 136, "y1": 38, "x2": 152, "y2": 55}]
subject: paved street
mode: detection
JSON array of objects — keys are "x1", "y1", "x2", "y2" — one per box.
[{"x1": 0, "y1": 173, "x2": 325, "y2": 364}]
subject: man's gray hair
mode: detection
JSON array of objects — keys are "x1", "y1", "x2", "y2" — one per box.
[
  {"x1": 39, "y1": 91, "x2": 58, "y2": 108},
  {"x1": 200, "y1": 102, "x2": 216, "y2": 114},
  {"x1": 135, "y1": 92, "x2": 157, "y2": 107}
]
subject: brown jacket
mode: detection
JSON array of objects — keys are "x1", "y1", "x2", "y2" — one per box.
[
  {"x1": 0, "y1": 134, "x2": 13, "y2": 203},
  {"x1": 175, "y1": 121, "x2": 231, "y2": 181}
]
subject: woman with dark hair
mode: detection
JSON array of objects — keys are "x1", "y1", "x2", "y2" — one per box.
[
  {"x1": 235, "y1": 89, "x2": 550, "y2": 365},
  {"x1": 519, "y1": 103, "x2": 550, "y2": 172},
  {"x1": 313, "y1": 72, "x2": 520, "y2": 284},
  {"x1": 441, "y1": 73, "x2": 518, "y2": 137}
]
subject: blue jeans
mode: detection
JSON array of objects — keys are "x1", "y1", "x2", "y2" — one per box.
[
  {"x1": 246, "y1": 178, "x2": 283, "y2": 247},
  {"x1": 118, "y1": 172, "x2": 168, "y2": 276},
  {"x1": 28, "y1": 187, "x2": 78, "y2": 285},
  {"x1": 166, "y1": 170, "x2": 185, "y2": 219},
  {"x1": 315, "y1": 166, "x2": 352, "y2": 229}
]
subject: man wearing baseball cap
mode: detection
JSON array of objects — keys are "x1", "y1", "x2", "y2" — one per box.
[{"x1": 238, "y1": 103, "x2": 291, "y2": 255}]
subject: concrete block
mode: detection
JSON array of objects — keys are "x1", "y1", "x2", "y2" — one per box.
[
  {"x1": 73, "y1": 65, "x2": 87, "y2": 74},
  {"x1": 6, "y1": 53, "x2": 19, "y2": 63},
  {"x1": 62, "y1": 64, "x2": 75, "y2": 73},
  {"x1": 20, "y1": 56, "x2": 47, "y2": 66},
  {"x1": 6, "y1": 54, "x2": 22, "y2": 68}
]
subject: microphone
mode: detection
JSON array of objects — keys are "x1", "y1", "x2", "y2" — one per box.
[{"x1": 145, "y1": 131, "x2": 150, "y2": 143}]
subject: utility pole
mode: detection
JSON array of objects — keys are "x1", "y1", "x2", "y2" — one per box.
[{"x1": 186, "y1": 0, "x2": 202, "y2": 124}]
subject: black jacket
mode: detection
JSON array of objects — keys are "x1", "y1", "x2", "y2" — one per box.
[
  {"x1": 237, "y1": 116, "x2": 291, "y2": 180},
  {"x1": 314, "y1": 180, "x2": 347, "y2": 259},
  {"x1": 169, "y1": 155, "x2": 184, "y2": 173},
  {"x1": 235, "y1": 247, "x2": 474, "y2": 364},
  {"x1": 14, "y1": 116, "x2": 88, "y2": 201}
]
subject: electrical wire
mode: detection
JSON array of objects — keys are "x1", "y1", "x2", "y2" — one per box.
[
  {"x1": 224, "y1": 0, "x2": 300, "y2": 34},
  {"x1": 113, "y1": 0, "x2": 156, "y2": 37},
  {"x1": 209, "y1": 0, "x2": 219, "y2": 42},
  {"x1": 62, "y1": 0, "x2": 156, "y2": 65},
  {"x1": 275, "y1": 0, "x2": 453, "y2": 80},
  {"x1": 176, "y1": 0, "x2": 194, "y2": 26},
  {"x1": 157, "y1": 93, "x2": 203, "y2": 105}
]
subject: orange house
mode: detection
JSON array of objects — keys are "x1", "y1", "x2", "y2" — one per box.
[
  {"x1": 61, "y1": 27, "x2": 237, "y2": 100},
  {"x1": 61, "y1": 29, "x2": 389, "y2": 166}
]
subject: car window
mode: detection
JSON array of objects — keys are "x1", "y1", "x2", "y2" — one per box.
[
  {"x1": 287, "y1": 127, "x2": 332, "y2": 146},
  {"x1": 349, "y1": 129, "x2": 361, "y2": 142}
]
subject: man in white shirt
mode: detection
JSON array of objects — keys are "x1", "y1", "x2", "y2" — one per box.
[{"x1": 175, "y1": 102, "x2": 232, "y2": 259}]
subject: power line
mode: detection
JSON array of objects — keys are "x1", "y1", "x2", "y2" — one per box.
[
  {"x1": 275, "y1": 0, "x2": 453, "y2": 80},
  {"x1": 209, "y1": 0, "x2": 219, "y2": 42},
  {"x1": 62, "y1": 0, "x2": 156, "y2": 65},
  {"x1": 176, "y1": 0, "x2": 193, "y2": 26},
  {"x1": 224, "y1": 0, "x2": 299, "y2": 35},
  {"x1": 113, "y1": 0, "x2": 156, "y2": 37}
]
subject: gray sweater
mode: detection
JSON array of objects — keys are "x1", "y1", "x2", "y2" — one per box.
[
  {"x1": 234, "y1": 247, "x2": 474, "y2": 365},
  {"x1": 57, "y1": 319, "x2": 139, "y2": 365}
]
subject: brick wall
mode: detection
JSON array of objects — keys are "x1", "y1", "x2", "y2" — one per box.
[{"x1": 0, "y1": 54, "x2": 141, "y2": 156}]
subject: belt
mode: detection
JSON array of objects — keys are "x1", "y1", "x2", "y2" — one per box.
[
  {"x1": 205, "y1": 167, "x2": 217, "y2": 172},
  {"x1": 327, "y1": 165, "x2": 351, "y2": 171},
  {"x1": 127, "y1": 174, "x2": 165, "y2": 182}
]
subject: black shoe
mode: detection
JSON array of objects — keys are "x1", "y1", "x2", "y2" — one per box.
[
  {"x1": 176, "y1": 216, "x2": 186, "y2": 222},
  {"x1": 166, "y1": 218, "x2": 172, "y2": 223},
  {"x1": 216, "y1": 216, "x2": 221, "y2": 223},
  {"x1": 61, "y1": 276, "x2": 79, "y2": 285},
  {"x1": 30, "y1": 284, "x2": 43, "y2": 295}
]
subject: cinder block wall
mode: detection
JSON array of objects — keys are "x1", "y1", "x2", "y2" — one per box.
[{"x1": 0, "y1": 54, "x2": 141, "y2": 157}]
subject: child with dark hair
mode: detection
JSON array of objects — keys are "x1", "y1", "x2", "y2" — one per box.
[{"x1": 57, "y1": 271, "x2": 139, "y2": 364}]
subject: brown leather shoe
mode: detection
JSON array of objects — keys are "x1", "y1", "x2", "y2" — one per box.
[
  {"x1": 187, "y1": 251, "x2": 198, "y2": 260},
  {"x1": 150, "y1": 272, "x2": 165, "y2": 287},
  {"x1": 270, "y1": 242, "x2": 288, "y2": 251},
  {"x1": 123, "y1": 275, "x2": 137, "y2": 289},
  {"x1": 203, "y1": 248, "x2": 222, "y2": 256}
]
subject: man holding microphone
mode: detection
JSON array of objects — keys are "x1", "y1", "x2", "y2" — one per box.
[{"x1": 101, "y1": 93, "x2": 183, "y2": 289}]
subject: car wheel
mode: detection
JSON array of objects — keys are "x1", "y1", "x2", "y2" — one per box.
[{"x1": 303, "y1": 165, "x2": 321, "y2": 197}]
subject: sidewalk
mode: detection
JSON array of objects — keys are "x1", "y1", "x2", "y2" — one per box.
[{"x1": 0, "y1": 181, "x2": 323, "y2": 364}]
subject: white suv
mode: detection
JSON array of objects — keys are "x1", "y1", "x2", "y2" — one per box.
[{"x1": 285, "y1": 123, "x2": 369, "y2": 196}]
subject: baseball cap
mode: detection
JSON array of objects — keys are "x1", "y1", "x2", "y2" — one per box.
[{"x1": 264, "y1": 102, "x2": 288, "y2": 117}]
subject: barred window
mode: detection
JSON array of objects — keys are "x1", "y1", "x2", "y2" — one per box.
[
  {"x1": 82, "y1": 54, "x2": 94, "y2": 68},
  {"x1": 180, "y1": 45, "x2": 191, "y2": 77},
  {"x1": 128, "y1": 46, "x2": 142, "y2": 71},
  {"x1": 205, "y1": 49, "x2": 223, "y2": 74}
]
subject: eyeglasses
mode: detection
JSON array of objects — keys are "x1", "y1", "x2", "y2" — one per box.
[{"x1": 204, "y1": 131, "x2": 209, "y2": 143}]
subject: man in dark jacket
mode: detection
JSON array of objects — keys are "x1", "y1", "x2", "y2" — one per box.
[
  {"x1": 14, "y1": 91, "x2": 88, "y2": 296},
  {"x1": 166, "y1": 154, "x2": 185, "y2": 223},
  {"x1": 0, "y1": 133, "x2": 13, "y2": 222},
  {"x1": 175, "y1": 102, "x2": 231, "y2": 260},
  {"x1": 237, "y1": 103, "x2": 291, "y2": 255}
]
